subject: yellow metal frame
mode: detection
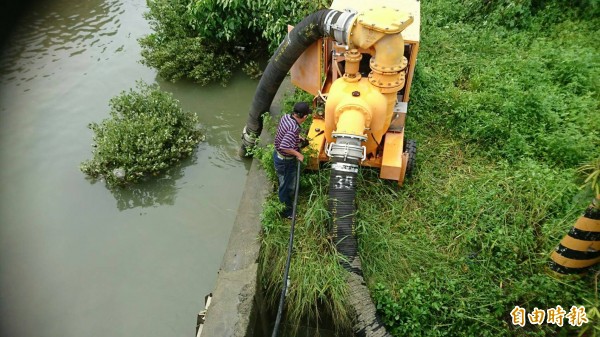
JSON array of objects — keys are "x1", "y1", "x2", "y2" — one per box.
[
  {"x1": 380, "y1": 131, "x2": 405, "y2": 181},
  {"x1": 306, "y1": 118, "x2": 327, "y2": 170},
  {"x1": 290, "y1": 25, "x2": 322, "y2": 96},
  {"x1": 291, "y1": 0, "x2": 420, "y2": 186}
]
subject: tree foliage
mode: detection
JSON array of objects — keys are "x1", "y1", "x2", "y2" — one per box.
[
  {"x1": 139, "y1": 0, "x2": 240, "y2": 85},
  {"x1": 186, "y1": 0, "x2": 328, "y2": 51},
  {"x1": 139, "y1": 0, "x2": 329, "y2": 84},
  {"x1": 80, "y1": 82, "x2": 202, "y2": 186}
]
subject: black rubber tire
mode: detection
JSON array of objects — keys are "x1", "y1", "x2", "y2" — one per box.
[{"x1": 405, "y1": 139, "x2": 417, "y2": 178}]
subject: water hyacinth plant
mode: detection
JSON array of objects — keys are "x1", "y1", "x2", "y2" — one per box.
[{"x1": 80, "y1": 81, "x2": 203, "y2": 186}]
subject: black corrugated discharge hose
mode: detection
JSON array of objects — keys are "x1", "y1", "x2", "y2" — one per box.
[
  {"x1": 271, "y1": 159, "x2": 302, "y2": 337},
  {"x1": 328, "y1": 157, "x2": 361, "y2": 274},
  {"x1": 241, "y1": 9, "x2": 343, "y2": 154},
  {"x1": 329, "y1": 156, "x2": 393, "y2": 337}
]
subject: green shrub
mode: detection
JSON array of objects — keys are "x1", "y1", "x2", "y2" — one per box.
[
  {"x1": 139, "y1": 0, "x2": 240, "y2": 85},
  {"x1": 459, "y1": 0, "x2": 600, "y2": 29},
  {"x1": 186, "y1": 0, "x2": 329, "y2": 52},
  {"x1": 80, "y1": 82, "x2": 202, "y2": 186},
  {"x1": 140, "y1": 0, "x2": 330, "y2": 85},
  {"x1": 139, "y1": 34, "x2": 239, "y2": 86}
]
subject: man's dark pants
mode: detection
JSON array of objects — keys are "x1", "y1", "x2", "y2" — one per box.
[{"x1": 273, "y1": 150, "x2": 297, "y2": 217}]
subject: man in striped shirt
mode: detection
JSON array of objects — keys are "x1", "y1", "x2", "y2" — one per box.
[{"x1": 273, "y1": 102, "x2": 311, "y2": 218}]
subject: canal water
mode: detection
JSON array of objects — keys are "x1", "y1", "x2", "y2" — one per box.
[{"x1": 0, "y1": 0, "x2": 254, "y2": 336}]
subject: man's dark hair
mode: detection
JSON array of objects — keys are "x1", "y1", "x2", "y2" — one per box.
[{"x1": 293, "y1": 102, "x2": 312, "y2": 118}]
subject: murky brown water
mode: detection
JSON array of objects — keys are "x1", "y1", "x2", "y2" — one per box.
[{"x1": 0, "y1": 1, "x2": 254, "y2": 336}]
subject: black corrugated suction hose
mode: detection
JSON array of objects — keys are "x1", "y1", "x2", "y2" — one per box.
[{"x1": 240, "y1": 9, "x2": 344, "y2": 156}]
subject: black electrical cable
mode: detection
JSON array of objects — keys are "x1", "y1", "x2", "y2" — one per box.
[{"x1": 271, "y1": 159, "x2": 302, "y2": 337}]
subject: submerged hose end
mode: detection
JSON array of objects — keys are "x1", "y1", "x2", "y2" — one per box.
[{"x1": 239, "y1": 126, "x2": 259, "y2": 158}]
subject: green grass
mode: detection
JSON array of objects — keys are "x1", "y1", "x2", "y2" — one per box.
[
  {"x1": 256, "y1": 0, "x2": 600, "y2": 335},
  {"x1": 359, "y1": 137, "x2": 594, "y2": 336},
  {"x1": 257, "y1": 163, "x2": 353, "y2": 335}
]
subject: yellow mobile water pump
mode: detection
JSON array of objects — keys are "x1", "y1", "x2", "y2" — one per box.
[
  {"x1": 240, "y1": 0, "x2": 420, "y2": 335},
  {"x1": 298, "y1": 0, "x2": 420, "y2": 188}
]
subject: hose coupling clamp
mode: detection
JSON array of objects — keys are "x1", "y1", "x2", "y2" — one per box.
[{"x1": 326, "y1": 142, "x2": 366, "y2": 162}]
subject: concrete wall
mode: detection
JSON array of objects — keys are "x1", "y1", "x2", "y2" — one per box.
[
  {"x1": 198, "y1": 80, "x2": 294, "y2": 337},
  {"x1": 199, "y1": 155, "x2": 269, "y2": 337}
]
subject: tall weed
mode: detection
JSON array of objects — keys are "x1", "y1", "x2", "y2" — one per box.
[{"x1": 412, "y1": 0, "x2": 599, "y2": 167}]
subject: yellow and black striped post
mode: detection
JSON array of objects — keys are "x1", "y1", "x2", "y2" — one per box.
[{"x1": 549, "y1": 200, "x2": 600, "y2": 275}]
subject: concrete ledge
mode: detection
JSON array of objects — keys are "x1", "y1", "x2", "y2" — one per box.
[
  {"x1": 200, "y1": 78, "x2": 293, "y2": 337},
  {"x1": 200, "y1": 156, "x2": 269, "y2": 337}
]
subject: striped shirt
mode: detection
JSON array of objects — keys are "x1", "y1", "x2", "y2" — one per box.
[{"x1": 274, "y1": 114, "x2": 300, "y2": 155}]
